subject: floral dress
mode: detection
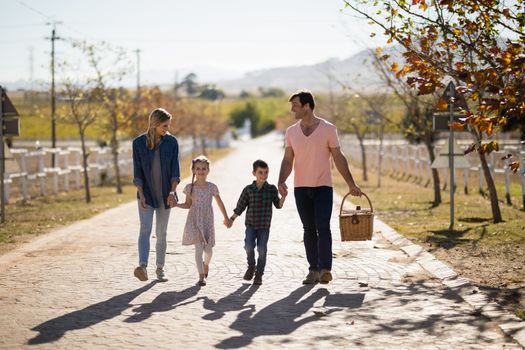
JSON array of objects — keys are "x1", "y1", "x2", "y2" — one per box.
[{"x1": 181, "y1": 182, "x2": 219, "y2": 247}]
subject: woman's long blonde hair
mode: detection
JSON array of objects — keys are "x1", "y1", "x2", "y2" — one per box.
[
  {"x1": 190, "y1": 155, "x2": 210, "y2": 194},
  {"x1": 146, "y1": 108, "x2": 172, "y2": 150}
]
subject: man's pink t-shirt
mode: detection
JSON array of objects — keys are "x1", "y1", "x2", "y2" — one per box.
[{"x1": 285, "y1": 118, "x2": 340, "y2": 188}]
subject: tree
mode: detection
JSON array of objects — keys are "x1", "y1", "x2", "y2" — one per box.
[
  {"x1": 57, "y1": 81, "x2": 100, "y2": 203},
  {"x1": 199, "y1": 85, "x2": 225, "y2": 101},
  {"x1": 230, "y1": 102, "x2": 261, "y2": 137},
  {"x1": 371, "y1": 50, "x2": 442, "y2": 205},
  {"x1": 343, "y1": 0, "x2": 525, "y2": 222},
  {"x1": 174, "y1": 73, "x2": 200, "y2": 97},
  {"x1": 73, "y1": 40, "x2": 133, "y2": 194}
]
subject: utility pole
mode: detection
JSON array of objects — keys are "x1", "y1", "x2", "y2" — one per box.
[{"x1": 46, "y1": 21, "x2": 62, "y2": 167}]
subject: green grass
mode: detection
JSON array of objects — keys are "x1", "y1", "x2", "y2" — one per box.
[
  {"x1": 334, "y1": 161, "x2": 525, "y2": 320},
  {"x1": 0, "y1": 181, "x2": 137, "y2": 253}
]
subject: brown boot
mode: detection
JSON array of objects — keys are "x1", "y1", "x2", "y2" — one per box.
[
  {"x1": 243, "y1": 266, "x2": 255, "y2": 280},
  {"x1": 319, "y1": 270, "x2": 333, "y2": 284}
]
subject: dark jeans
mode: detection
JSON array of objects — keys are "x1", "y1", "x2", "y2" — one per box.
[
  {"x1": 294, "y1": 186, "x2": 333, "y2": 271},
  {"x1": 244, "y1": 226, "x2": 270, "y2": 274}
]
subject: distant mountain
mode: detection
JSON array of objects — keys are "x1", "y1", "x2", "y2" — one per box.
[
  {"x1": 1, "y1": 46, "x2": 402, "y2": 94},
  {"x1": 214, "y1": 47, "x2": 402, "y2": 94}
]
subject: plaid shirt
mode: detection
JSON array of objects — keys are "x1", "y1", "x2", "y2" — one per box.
[{"x1": 233, "y1": 181, "x2": 281, "y2": 229}]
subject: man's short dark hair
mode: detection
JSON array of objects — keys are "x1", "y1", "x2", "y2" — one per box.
[
  {"x1": 289, "y1": 90, "x2": 315, "y2": 110},
  {"x1": 253, "y1": 159, "x2": 269, "y2": 172}
]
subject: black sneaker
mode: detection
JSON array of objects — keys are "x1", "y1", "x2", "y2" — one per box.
[
  {"x1": 243, "y1": 266, "x2": 256, "y2": 280},
  {"x1": 253, "y1": 273, "x2": 263, "y2": 285}
]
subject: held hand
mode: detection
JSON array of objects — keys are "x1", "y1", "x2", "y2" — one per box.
[
  {"x1": 139, "y1": 195, "x2": 147, "y2": 210},
  {"x1": 223, "y1": 218, "x2": 232, "y2": 228},
  {"x1": 167, "y1": 192, "x2": 178, "y2": 208},
  {"x1": 348, "y1": 184, "x2": 362, "y2": 197},
  {"x1": 278, "y1": 183, "x2": 288, "y2": 197}
]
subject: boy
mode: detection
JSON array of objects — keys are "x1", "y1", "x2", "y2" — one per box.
[{"x1": 228, "y1": 160, "x2": 287, "y2": 285}]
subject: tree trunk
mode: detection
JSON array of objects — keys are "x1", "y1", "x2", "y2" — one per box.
[
  {"x1": 80, "y1": 133, "x2": 91, "y2": 203},
  {"x1": 424, "y1": 137, "x2": 441, "y2": 206},
  {"x1": 478, "y1": 150, "x2": 503, "y2": 223},
  {"x1": 111, "y1": 113, "x2": 122, "y2": 194}
]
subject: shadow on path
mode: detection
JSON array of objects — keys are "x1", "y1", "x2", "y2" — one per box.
[
  {"x1": 124, "y1": 285, "x2": 201, "y2": 323},
  {"x1": 29, "y1": 281, "x2": 157, "y2": 345},
  {"x1": 199, "y1": 283, "x2": 259, "y2": 321},
  {"x1": 216, "y1": 286, "x2": 365, "y2": 349}
]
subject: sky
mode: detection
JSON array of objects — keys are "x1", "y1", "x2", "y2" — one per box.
[{"x1": 1, "y1": 0, "x2": 385, "y2": 87}]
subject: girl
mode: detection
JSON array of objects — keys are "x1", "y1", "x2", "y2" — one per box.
[
  {"x1": 132, "y1": 108, "x2": 180, "y2": 282},
  {"x1": 176, "y1": 155, "x2": 229, "y2": 286}
]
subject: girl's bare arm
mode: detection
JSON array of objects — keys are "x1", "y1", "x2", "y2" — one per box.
[
  {"x1": 176, "y1": 194, "x2": 192, "y2": 209},
  {"x1": 214, "y1": 195, "x2": 229, "y2": 220}
]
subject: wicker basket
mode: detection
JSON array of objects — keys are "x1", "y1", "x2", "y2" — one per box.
[{"x1": 339, "y1": 192, "x2": 374, "y2": 241}]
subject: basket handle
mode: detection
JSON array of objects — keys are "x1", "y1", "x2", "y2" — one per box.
[{"x1": 339, "y1": 192, "x2": 373, "y2": 216}]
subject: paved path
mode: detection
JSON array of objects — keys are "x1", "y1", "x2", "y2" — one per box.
[{"x1": 0, "y1": 133, "x2": 523, "y2": 349}]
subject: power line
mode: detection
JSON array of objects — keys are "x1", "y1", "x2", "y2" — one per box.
[{"x1": 14, "y1": 0, "x2": 55, "y2": 21}]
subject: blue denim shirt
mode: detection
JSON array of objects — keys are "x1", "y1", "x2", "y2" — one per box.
[{"x1": 132, "y1": 133, "x2": 180, "y2": 209}]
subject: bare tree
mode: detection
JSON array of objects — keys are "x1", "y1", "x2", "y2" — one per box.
[{"x1": 57, "y1": 79, "x2": 100, "y2": 202}]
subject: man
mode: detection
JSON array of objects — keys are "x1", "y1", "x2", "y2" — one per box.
[{"x1": 278, "y1": 90, "x2": 362, "y2": 284}]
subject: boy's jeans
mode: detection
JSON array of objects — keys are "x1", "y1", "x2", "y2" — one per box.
[
  {"x1": 137, "y1": 201, "x2": 171, "y2": 268},
  {"x1": 244, "y1": 226, "x2": 270, "y2": 274},
  {"x1": 294, "y1": 186, "x2": 333, "y2": 272}
]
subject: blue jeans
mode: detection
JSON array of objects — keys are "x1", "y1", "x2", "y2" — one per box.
[
  {"x1": 244, "y1": 226, "x2": 270, "y2": 274},
  {"x1": 294, "y1": 186, "x2": 333, "y2": 271},
  {"x1": 137, "y1": 201, "x2": 171, "y2": 268}
]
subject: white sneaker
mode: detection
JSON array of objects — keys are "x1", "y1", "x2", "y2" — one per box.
[
  {"x1": 156, "y1": 268, "x2": 168, "y2": 282},
  {"x1": 134, "y1": 266, "x2": 148, "y2": 281}
]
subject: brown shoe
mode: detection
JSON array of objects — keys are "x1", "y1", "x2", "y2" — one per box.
[
  {"x1": 302, "y1": 270, "x2": 319, "y2": 284},
  {"x1": 253, "y1": 272, "x2": 263, "y2": 285},
  {"x1": 134, "y1": 266, "x2": 148, "y2": 281},
  {"x1": 243, "y1": 266, "x2": 256, "y2": 280},
  {"x1": 319, "y1": 270, "x2": 333, "y2": 284}
]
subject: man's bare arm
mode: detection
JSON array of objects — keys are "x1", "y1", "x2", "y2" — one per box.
[
  {"x1": 278, "y1": 146, "x2": 294, "y2": 195},
  {"x1": 330, "y1": 147, "x2": 362, "y2": 196}
]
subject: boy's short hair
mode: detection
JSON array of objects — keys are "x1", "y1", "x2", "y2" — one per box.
[
  {"x1": 253, "y1": 159, "x2": 269, "y2": 172},
  {"x1": 289, "y1": 90, "x2": 315, "y2": 110}
]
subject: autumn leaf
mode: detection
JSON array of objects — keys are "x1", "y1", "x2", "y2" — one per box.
[
  {"x1": 437, "y1": 98, "x2": 448, "y2": 110},
  {"x1": 391, "y1": 62, "x2": 399, "y2": 72},
  {"x1": 501, "y1": 153, "x2": 513, "y2": 160},
  {"x1": 509, "y1": 161, "x2": 520, "y2": 173},
  {"x1": 449, "y1": 122, "x2": 465, "y2": 130}
]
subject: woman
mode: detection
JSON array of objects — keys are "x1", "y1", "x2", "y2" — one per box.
[{"x1": 132, "y1": 108, "x2": 180, "y2": 282}]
